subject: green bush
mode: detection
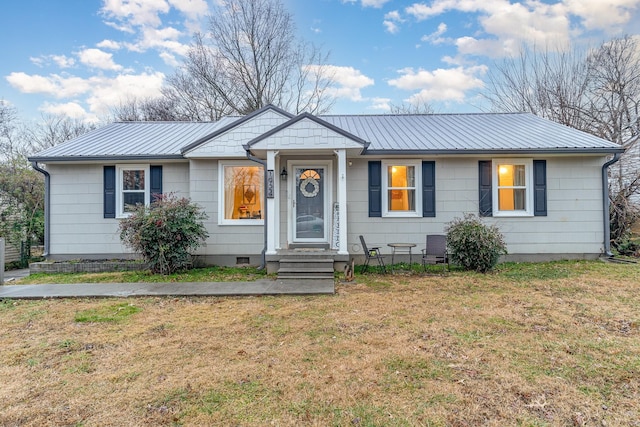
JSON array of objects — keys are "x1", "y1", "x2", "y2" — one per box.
[
  {"x1": 445, "y1": 213, "x2": 507, "y2": 273},
  {"x1": 118, "y1": 194, "x2": 209, "y2": 275}
]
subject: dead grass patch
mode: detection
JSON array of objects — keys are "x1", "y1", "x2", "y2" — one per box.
[{"x1": 1, "y1": 261, "x2": 639, "y2": 426}]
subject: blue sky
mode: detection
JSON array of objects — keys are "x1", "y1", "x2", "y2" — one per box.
[{"x1": 1, "y1": 0, "x2": 639, "y2": 123}]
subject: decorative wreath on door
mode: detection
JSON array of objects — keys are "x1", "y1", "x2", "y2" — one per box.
[{"x1": 300, "y1": 177, "x2": 320, "y2": 197}]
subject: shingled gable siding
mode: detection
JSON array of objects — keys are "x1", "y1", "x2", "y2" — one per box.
[
  {"x1": 478, "y1": 160, "x2": 547, "y2": 217},
  {"x1": 103, "y1": 165, "x2": 162, "y2": 218},
  {"x1": 368, "y1": 160, "x2": 436, "y2": 217}
]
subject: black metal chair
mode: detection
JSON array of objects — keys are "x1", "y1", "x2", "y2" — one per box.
[
  {"x1": 359, "y1": 235, "x2": 386, "y2": 273},
  {"x1": 422, "y1": 234, "x2": 448, "y2": 272}
]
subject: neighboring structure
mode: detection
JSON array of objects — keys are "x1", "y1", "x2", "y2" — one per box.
[{"x1": 29, "y1": 105, "x2": 624, "y2": 272}]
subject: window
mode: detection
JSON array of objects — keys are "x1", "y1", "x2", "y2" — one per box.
[
  {"x1": 492, "y1": 159, "x2": 533, "y2": 216},
  {"x1": 116, "y1": 165, "x2": 150, "y2": 217},
  {"x1": 219, "y1": 162, "x2": 264, "y2": 224},
  {"x1": 382, "y1": 160, "x2": 422, "y2": 217}
]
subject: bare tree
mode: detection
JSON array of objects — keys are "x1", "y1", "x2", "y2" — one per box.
[
  {"x1": 110, "y1": 97, "x2": 187, "y2": 122},
  {"x1": 388, "y1": 99, "x2": 435, "y2": 114},
  {"x1": 484, "y1": 36, "x2": 640, "y2": 252},
  {"x1": 166, "y1": 0, "x2": 335, "y2": 118},
  {"x1": 0, "y1": 99, "x2": 22, "y2": 162},
  {"x1": 25, "y1": 114, "x2": 97, "y2": 153}
]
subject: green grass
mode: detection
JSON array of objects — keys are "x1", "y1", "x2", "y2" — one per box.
[
  {"x1": 74, "y1": 302, "x2": 142, "y2": 323},
  {"x1": 18, "y1": 265, "x2": 271, "y2": 284}
]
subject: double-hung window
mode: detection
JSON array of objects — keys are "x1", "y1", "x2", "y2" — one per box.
[
  {"x1": 492, "y1": 159, "x2": 533, "y2": 216},
  {"x1": 219, "y1": 161, "x2": 264, "y2": 225},
  {"x1": 382, "y1": 160, "x2": 422, "y2": 217},
  {"x1": 116, "y1": 165, "x2": 150, "y2": 217}
]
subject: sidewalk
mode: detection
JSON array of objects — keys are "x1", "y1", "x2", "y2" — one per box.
[{"x1": 0, "y1": 278, "x2": 335, "y2": 299}]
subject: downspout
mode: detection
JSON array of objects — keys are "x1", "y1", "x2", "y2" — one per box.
[
  {"x1": 245, "y1": 150, "x2": 267, "y2": 270},
  {"x1": 31, "y1": 161, "x2": 50, "y2": 257},
  {"x1": 602, "y1": 153, "x2": 622, "y2": 257}
]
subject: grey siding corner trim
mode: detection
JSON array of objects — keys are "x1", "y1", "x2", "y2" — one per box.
[{"x1": 181, "y1": 104, "x2": 292, "y2": 154}]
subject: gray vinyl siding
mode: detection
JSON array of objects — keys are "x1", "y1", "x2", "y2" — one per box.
[
  {"x1": 346, "y1": 156, "x2": 605, "y2": 258},
  {"x1": 47, "y1": 162, "x2": 189, "y2": 257}
]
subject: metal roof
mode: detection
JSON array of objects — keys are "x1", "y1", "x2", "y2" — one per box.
[
  {"x1": 29, "y1": 110, "x2": 623, "y2": 162},
  {"x1": 321, "y1": 112, "x2": 623, "y2": 154},
  {"x1": 29, "y1": 118, "x2": 239, "y2": 162}
]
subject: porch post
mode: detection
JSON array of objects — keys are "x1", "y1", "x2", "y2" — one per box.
[
  {"x1": 335, "y1": 149, "x2": 349, "y2": 255},
  {"x1": 266, "y1": 150, "x2": 278, "y2": 254}
]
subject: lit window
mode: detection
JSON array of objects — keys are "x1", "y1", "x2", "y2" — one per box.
[
  {"x1": 382, "y1": 160, "x2": 421, "y2": 217},
  {"x1": 117, "y1": 165, "x2": 149, "y2": 217},
  {"x1": 493, "y1": 159, "x2": 533, "y2": 216},
  {"x1": 220, "y1": 163, "x2": 263, "y2": 224}
]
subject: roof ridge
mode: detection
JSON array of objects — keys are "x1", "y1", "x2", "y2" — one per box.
[{"x1": 319, "y1": 112, "x2": 530, "y2": 118}]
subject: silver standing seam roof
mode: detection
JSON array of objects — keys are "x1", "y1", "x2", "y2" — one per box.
[{"x1": 28, "y1": 111, "x2": 623, "y2": 162}]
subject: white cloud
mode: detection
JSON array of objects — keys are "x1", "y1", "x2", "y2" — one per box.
[
  {"x1": 6, "y1": 72, "x2": 92, "y2": 98},
  {"x1": 404, "y1": 0, "x2": 577, "y2": 57},
  {"x1": 342, "y1": 0, "x2": 390, "y2": 7},
  {"x1": 97, "y1": 39, "x2": 122, "y2": 50},
  {"x1": 388, "y1": 65, "x2": 487, "y2": 103},
  {"x1": 30, "y1": 55, "x2": 76, "y2": 69},
  {"x1": 421, "y1": 22, "x2": 448, "y2": 44},
  {"x1": 40, "y1": 102, "x2": 95, "y2": 122},
  {"x1": 565, "y1": 0, "x2": 640, "y2": 32},
  {"x1": 369, "y1": 97, "x2": 391, "y2": 111},
  {"x1": 306, "y1": 65, "x2": 374, "y2": 101},
  {"x1": 384, "y1": 10, "x2": 403, "y2": 33},
  {"x1": 101, "y1": 0, "x2": 170, "y2": 29},
  {"x1": 168, "y1": 0, "x2": 208, "y2": 19},
  {"x1": 362, "y1": 0, "x2": 391, "y2": 7},
  {"x1": 384, "y1": 20, "x2": 400, "y2": 34},
  {"x1": 78, "y1": 48, "x2": 123, "y2": 71},
  {"x1": 6, "y1": 70, "x2": 165, "y2": 120},
  {"x1": 85, "y1": 72, "x2": 165, "y2": 115},
  {"x1": 159, "y1": 51, "x2": 180, "y2": 67}
]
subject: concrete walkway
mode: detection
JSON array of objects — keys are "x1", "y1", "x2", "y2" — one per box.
[{"x1": 0, "y1": 278, "x2": 335, "y2": 299}]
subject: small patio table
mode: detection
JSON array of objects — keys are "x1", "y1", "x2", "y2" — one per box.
[{"x1": 387, "y1": 243, "x2": 417, "y2": 271}]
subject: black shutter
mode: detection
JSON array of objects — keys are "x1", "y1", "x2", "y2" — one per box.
[
  {"x1": 533, "y1": 160, "x2": 547, "y2": 216},
  {"x1": 422, "y1": 161, "x2": 436, "y2": 217},
  {"x1": 368, "y1": 161, "x2": 382, "y2": 217},
  {"x1": 479, "y1": 160, "x2": 492, "y2": 217},
  {"x1": 103, "y1": 166, "x2": 116, "y2": 218},
  {"x1": 150, "y1": 165, "x2": 163, "y2": 202}
]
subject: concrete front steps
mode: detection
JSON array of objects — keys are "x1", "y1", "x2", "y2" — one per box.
[{"x1": 275, "y1": 258, "x2": 336, "y2": 294}]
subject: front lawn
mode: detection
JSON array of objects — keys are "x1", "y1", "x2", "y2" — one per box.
[{"x1": 1, "y1": 260, "x2": 638, "y2": 426}]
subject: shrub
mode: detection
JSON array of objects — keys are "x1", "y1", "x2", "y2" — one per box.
[
  {"x1": 445, "y1": 213, "x2": 507, "y2": 273},
  {"x1": 118, "y1": 194, "x2": 209, "y2": 274}
]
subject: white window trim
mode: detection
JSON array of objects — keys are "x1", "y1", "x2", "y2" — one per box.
[
  {"x1": 381, "y1": 159, "x2": 422, "y2": 218},
  {"x1": 492, "y1": 158, "x2": 534, "y2": 217},
  {"x1": 218, "y1": 160, "x2": 264, "y2": 226},
  {"x1": 116, "y1": 164, "x2": 150, "y2": 218}
]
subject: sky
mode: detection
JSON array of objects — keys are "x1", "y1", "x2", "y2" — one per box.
[{"x1": 1, "y1": 0, "x2": 639, "y2": 123}]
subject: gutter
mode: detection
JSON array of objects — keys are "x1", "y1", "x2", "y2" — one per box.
[
  {"x1": 30, "y1": 161, "x2": 50, "y2": 257},
  {"x1": 602, "y1": 153, "x2": 623, "y2": 257},
  {"x1": 245, "y1": 150, "x2": 267, "y2": 270}
]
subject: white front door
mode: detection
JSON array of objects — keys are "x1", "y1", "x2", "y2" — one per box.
[{"x1": 289, "y1": 162, "x2": 331, "y2": 243}]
